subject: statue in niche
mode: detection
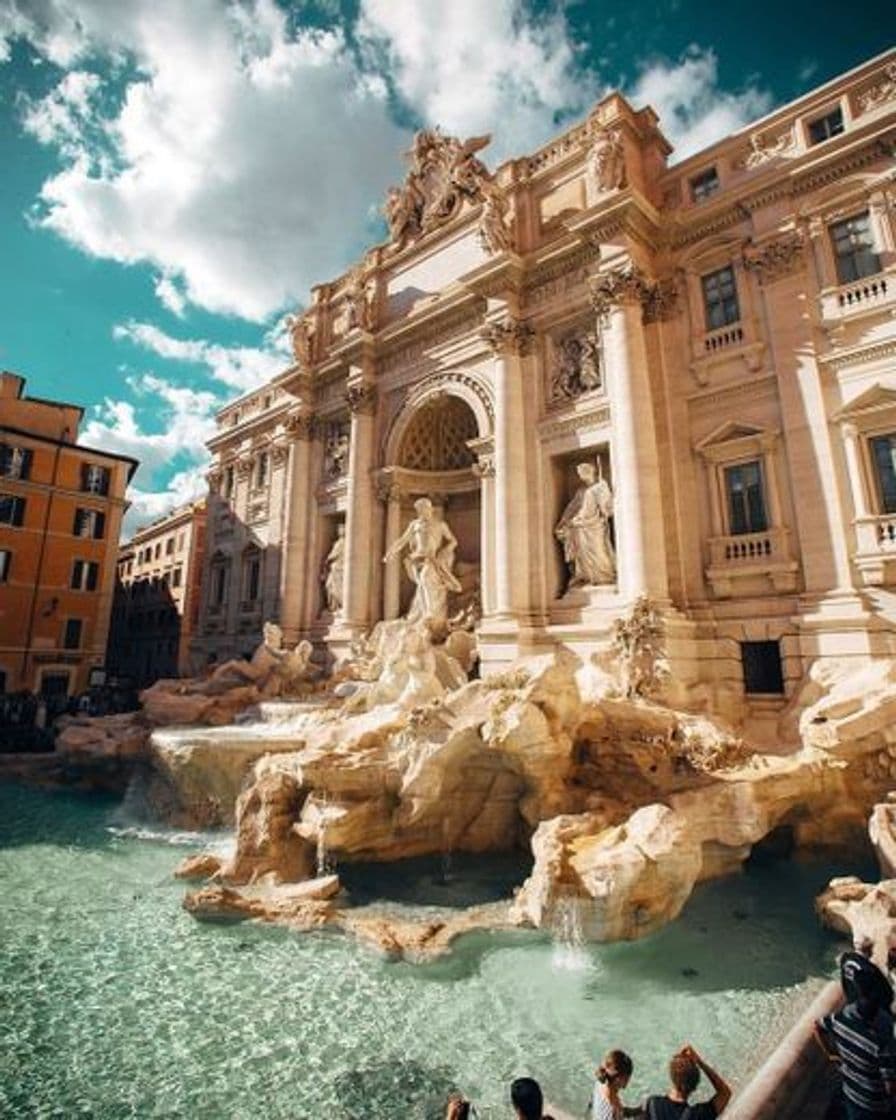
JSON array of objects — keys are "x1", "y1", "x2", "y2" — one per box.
[
  {"x1": 324, "y1": 425, "x2": 349, "y2": 478},
  {"x1": 552, "y1": 331, "x2": 602, "y2": 401},
  {"x1": 586, "y1": 126, "x2": 627, "y2": 197},
  {"x1": 555, "y1": 462, "x2": 616, "y2": 589},
  {"x1": 383, "y1": 497, "x2": 462, "y2": 625},
  {"x1": 322, "y1": 524, "x2": 345, "y2": 614}
]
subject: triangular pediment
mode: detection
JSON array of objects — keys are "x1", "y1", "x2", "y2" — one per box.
[
  {"x1": 694, "y1": 421, "x2": 766, "y2": 451},
  {"x1": 834, "y1": 384, "x2": 896, "y2": 421}
]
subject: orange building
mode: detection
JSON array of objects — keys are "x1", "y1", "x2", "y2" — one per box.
[{"x1": 0, "y1": 371, "x2": 137, "y2": 707}]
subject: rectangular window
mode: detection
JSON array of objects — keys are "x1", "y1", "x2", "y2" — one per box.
[
  {"x1": 0, "y1": 549, "x2": 10, "y2": 582},
  {"x1": 212, "y1": 565, "x2": 227, "y2": 607},
  {"x1": 871, "y1": 433, "x2": 896, "y2": 515},
  {"x1": 741, "y1": 640, "x2": 785, "y2": 695},
  {"x1": 63, "y1": 618, "x2": 83, "y2": 650},
  {"x1": 223, "y1": 466, "x2": 235, "y2": 500},
  {"x1": 725, "y1": 460, "x2": 768, "y2": 535},
  {"x1": 71, "y1": 560, "x2": 99, "y2": 591},
  {"x1": 81, "y1": 463, "x2": 110, "y2": 495},
  {"x1": 245, "y1": 556, "x2": 260, "y2": 602},
  {"x1": 73, "y1": 508, "x2": 106, "y2": 539},
  {"x1": 0, "y1": 493, "x2": 26, "y2": 527},
  {"x1": 166, "y1": 537, "x2": 174, "y2": 555},
  {"x1": 0, "y1": 444, "x2": 32, "y2": 480},
  {"x1": 808, "y1": 106, "x2": 844, "y2": 145},
  {"x1": 255, "y1": 453, "x2": 268, "y2": 489},
  {"x1": 702, "y1": 266, "x2": 740, "y2": 330},
  {"x1": 830, "y1": 213, "x2": 880, "y2": 285},
  {"x1": 172, "y1": 567, "x2": 182, "y2": 588},
  {"x1": 690, "y1": 167, "x2": 720, "y2": 203}
]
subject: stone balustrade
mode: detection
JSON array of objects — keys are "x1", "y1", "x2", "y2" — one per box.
[
  {"x1": 853, "y1": 513, "x2": 896, "y2": 585},
  {"x1": 703, "y1": 323, "x2": 744, "y2": 353},
  {"x1": 709, "y1": 526, "x2": 788, "y2": 567},
  {"x1": 820, "y1": 267, "x2": 895, "y2": 323}
]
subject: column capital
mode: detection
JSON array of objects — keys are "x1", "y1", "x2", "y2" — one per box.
[
  {"x1": 589, "y1": 263, "x2": 650, "y2": 318},
  {"x1": 284, "y1": 409, "x2": 317, "y2": 441},
  {"x1": 481, "y1": 316, "x2": 535, "y2": 356},
  {"x1": 742, "y1": 232, "x2": 806, "y2": 285},
  {"x1": 471, "y1": 453, "x2": 496, "y2": 478},
  {"x1": 345, "y1": 380, "x2": 377, "y2": 414}
]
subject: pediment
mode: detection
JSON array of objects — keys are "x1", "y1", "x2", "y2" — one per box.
[
  {"x1": 834, "y1": 384, "x2": 896, "y2": 422},
  {"x1": 694, "y1": 421, "x2": 766, "y2": 451}
]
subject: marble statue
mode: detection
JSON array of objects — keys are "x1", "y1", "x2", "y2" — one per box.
[
  {"x1": 383, "y1": 498, "x2": 462, "y2": 625},
  {"x1": 555, "y1": 462, "x2": 616, "y2": 589},
  {"x1": 287, "y1": 312, "x2": 314, "y2": 368},
  {"x1": 552, "y1": 331, "x2": 602, "y2": 400},
  {"x1": 478, "y1": 179, "x2": 512, "y2": 254},
  {"x1": 324, "y1": 426, "x2": 349, "y2": 478},
  {"x1": 586, "y1": 126, "x2": 626, "y2": 196},
  {"x1": 322, "y1": 525, "x2": 345, "y2": 614}
]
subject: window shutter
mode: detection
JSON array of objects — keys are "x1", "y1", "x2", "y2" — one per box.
[
  {"x1": 13, "y1": 497, "x2": 25, "y2": 527},
  {"x1": 71, "y1": 561, "x2": 82, "y2": 590},
  {"x1": 94, "y1": 511, "x2": 106, "y2": 540},
  {"x1": 80, "y1": 463, "x2": 89, "y2": 491},
  {"x1": 22, "y1": 449, "x2": 32, "y2": 481},
  {"x1": 87, "y1": 563, "x2": 99, "y2": 591}
]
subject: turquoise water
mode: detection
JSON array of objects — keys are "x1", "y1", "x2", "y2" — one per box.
[{"x1": 0, "y1": 784, "x2": 856, "y2": 1119}]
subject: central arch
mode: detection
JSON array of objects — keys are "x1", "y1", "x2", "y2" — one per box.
[{"x1": 381, "y1": 379, "x2": 493, "y2": 621}]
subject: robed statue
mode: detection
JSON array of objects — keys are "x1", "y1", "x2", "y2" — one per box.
[{"x1": 555, "y1": 462, "x2": 616, "y2": 589}]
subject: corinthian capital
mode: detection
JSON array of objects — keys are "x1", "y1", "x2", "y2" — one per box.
[
  {"x1": 345, "y1": 380, "x2": 377, "y2": 414},
  {"x1": 589, "y1": 264, "x2": 650, "y2": 318},
  {"x1": 481, "y1": 317, "x2": 535, "y2": 356},
  {"x1": 284, "y1": 409, "x2": 317, "y2": 440}
]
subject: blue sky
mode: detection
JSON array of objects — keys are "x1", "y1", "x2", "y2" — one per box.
[{"x1": 0, "y1": 1, "x2": 892, "y2": 535}]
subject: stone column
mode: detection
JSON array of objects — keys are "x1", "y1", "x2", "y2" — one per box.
[
  {"x1": 341, "y1": 378, "x2": 377, "y2": 631},
  {"x1": 592, "y1": 265, "x2": 669, "y2": 602},
  {"x1": 482, "y1": 318, "x2": 534, "y2": 621},
  {"x1": 842, "y1": 422, "x2": 871, "y2": 520},
  {"x1": 278, "y1": 411, "x2": 315, "y2": 640},
  {"x1": 472, "y1": 448, "x2": 496, "y2": 616}
]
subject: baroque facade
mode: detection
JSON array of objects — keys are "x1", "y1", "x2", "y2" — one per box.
[{"x1": 194, "y1": 49, "x2": 896, "y2": 730}]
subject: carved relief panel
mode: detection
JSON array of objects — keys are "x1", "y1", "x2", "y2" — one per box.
[{"x1": 546, "y1": 320, "x2": 603, "y2": 406}]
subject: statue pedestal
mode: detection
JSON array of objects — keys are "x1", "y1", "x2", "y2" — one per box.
[{"x1": 550, "y1": 584, "x2": 620, "y2": 627}]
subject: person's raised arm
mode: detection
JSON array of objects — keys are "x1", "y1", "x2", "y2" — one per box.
[{"x1": 682, "y1": 1045, "x2": 731, "y2": 1115}]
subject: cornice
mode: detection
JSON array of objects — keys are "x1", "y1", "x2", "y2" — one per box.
[
  {"x1": 206, "y1": 400, "x2": 293, "y2": 453},
  {"x1": 821, "y1": 337, "x2": 896, "y2": 371}
]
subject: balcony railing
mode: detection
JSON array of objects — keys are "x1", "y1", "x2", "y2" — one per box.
[
  {"x1": 820, "y1": 267, "x2": 895, "y2": 324},
  {"x1": 703, "y1": 324, "x2": 744, "y2": 354},
  {"x1": 854, "y1": 514, "x2": 896, "y2": 586},
  {"x1": 708, "y1": 527, "x2": 788, "y2": 567}
]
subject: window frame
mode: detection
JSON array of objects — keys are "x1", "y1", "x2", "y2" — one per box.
[
  {"x1": 0, "y1": 549, "x2": 10, "y2": 583},
  {"x1": 723, "y1": 458, "x2": 770, "y2": 536},
  {"x1": 0, "y1": 493, "x2": 26, "y2": 527},
  {"x1": 81, "y1": 462, "x2": 110, "y2": 496},
  {"x1": 71, "y1": 559, "x2": 99, "y2": 592},
  {"x1": 807, "y1": 105, "x2": 845, "y2": 146},
  {"x1": 701, "y1": 265, "x2": 741, "y2": 331},
  {"x1": 0, "y1": 444, "x2": 32, "y2": 481},
  {"x1": 62, "y1": 618, "x2": 83, "y2": 651},
  {"x1": 690, "y1": 166, "x2": 720, "y2": 204},
  {"x1": 829, "y1": 211, "x2": 880, "y2": 285}
]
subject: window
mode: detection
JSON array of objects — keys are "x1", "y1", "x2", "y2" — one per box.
[
  {"x1": 177, "y1": 533, "x2": 185, "y2": 552},
  {"x1": 701, "y1": 266, "x2": 740, "y2": 330},
  {"x1": 154, "y1": 542, "x2": 161, "y2": 560},
  {"x1": 255, "y1": 453, "x2": 268, "y2": 489},
  {"x1": 830, "y1": 213, "x2": 880, "y2": 285},
  {"x1": 724, "y1": 460, "x2": 768, "y2": 535},
  {"x1": 263, "y1": 395, "x2": 272, "y2": 410},
  {"x1": 166, "y1": 537, "x2": 174, "y2": 555},
  {"x1": 0, "y1": 494, "x2": 26, "y2": 527},
  {"x1": 244, "y1": 551, "x2": 261, "y2": 602},
  {"x1": 223, "y1": 466, "x2": 235, "y2": 500},
  {"x1": 81, "y1": 463, "x2": 110, "y2": 495},
  {"x1": 690, "y1": 167, "x2": 720, "y2": 203},
  {"x1": 0, "y1": 444, "x2": 31, "y2": 480},
  {"x1": 0, "y1": 549, "x2": 10, "y2": 582},
  {"x1": 808, "y1": 106, "x2": 844, "y2": 145},
  {"x1": 211, "y1": 562, "x2": 228, "y2": 607},
  {"x1": 71, "y1": 560, "x2": 99, "y2": 591},
  {"x1": 73, "y1": 508, "x2": 105, "y2": 539},
  {"x1": 741, "y1": 640, "x2": 785, "y2": 694},
  {"x1": 63, "y1": 618, "x2": 83, "y2": 650},
  {"x1": 172, "y1": 567, "x2": 182, "y2": 588},
  {"x1": 871, "y1": 433, "x2": 896, "y2": 515}
]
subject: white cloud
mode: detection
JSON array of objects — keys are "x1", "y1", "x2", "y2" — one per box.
[
  {"x1": 80, "y1": 371, "x2": 217, "y2": 536},
  {"x1": 113, "y1": 320, "x2": 285, "y2": 392},
  {"x1": 6, "y1": 0, "x2": 407, "y2": 321},
  {"x1": 357, "y1": 0, "x2": 595, "y2": 162},
  {"x1": 153, "y1": 273, "x2": 187, "y2": 317},
  {"x1": 629, "y1": 48, "x2": 773, "y2": 162}
]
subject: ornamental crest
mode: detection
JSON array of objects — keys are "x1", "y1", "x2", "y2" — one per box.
[{"x1": 384, "y1": 129, "x2": 502, "y2": 252}]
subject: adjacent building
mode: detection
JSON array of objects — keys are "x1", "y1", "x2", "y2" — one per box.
[
  {"x1": 109, "y1": 499, "x2": 207, "y2": 685},
  {"x1": 0, "y1": 372, "x2": 137, "y2": 705},
  {"x1": 193, "y1": 50, "x2": 896, "y2": 733}
]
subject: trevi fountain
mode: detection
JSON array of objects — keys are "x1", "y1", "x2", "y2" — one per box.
[{"x1": 5, "y1": 493, "x2": 896, "y2": 1118}]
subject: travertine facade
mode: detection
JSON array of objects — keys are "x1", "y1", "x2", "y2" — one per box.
[
  {"x1": 110, "y1": 499, "x2": 206, "y2": 684},
  {"x1": 195, "y1": 49, "x2": 896, "y2": 731},
  {"x1": 0, "y1": 372, "x2": 137, "y2": 702}
]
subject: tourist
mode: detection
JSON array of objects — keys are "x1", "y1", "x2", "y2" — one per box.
[
  {"x1": 816, "y1": 966, "x2": 896, "y2": 1119},
  {"x1": 511, "y1": 1076, "x2": 555, "y2": 1120},
  {"x1": 643, "y1": 1045, "x2": 731, "y2": 1118},
  {"x1": 840, "y1": 935, "x2": 894, "y2": 1019},
  {"x1": 592, "y1": 1049, "x2": 640, "y2": 1119}
]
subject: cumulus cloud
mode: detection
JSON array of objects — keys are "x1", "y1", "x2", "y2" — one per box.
[
  {"x1": 5, "y1": 0, "x2": 407, "y2": 321},
  {"x1": 357, "y1": 0, "x2": 595, "y2": 162},
  {"x1": 629, "y1": 48, "x2": 773, "y2": 161},
  {"x1": 112, "y1": 320, "x2": 284, "y2": 392}
]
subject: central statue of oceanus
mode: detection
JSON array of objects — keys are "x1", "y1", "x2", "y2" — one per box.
[{"x1": 383, "y1": 498, "x2": 462, "y2": 625}]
